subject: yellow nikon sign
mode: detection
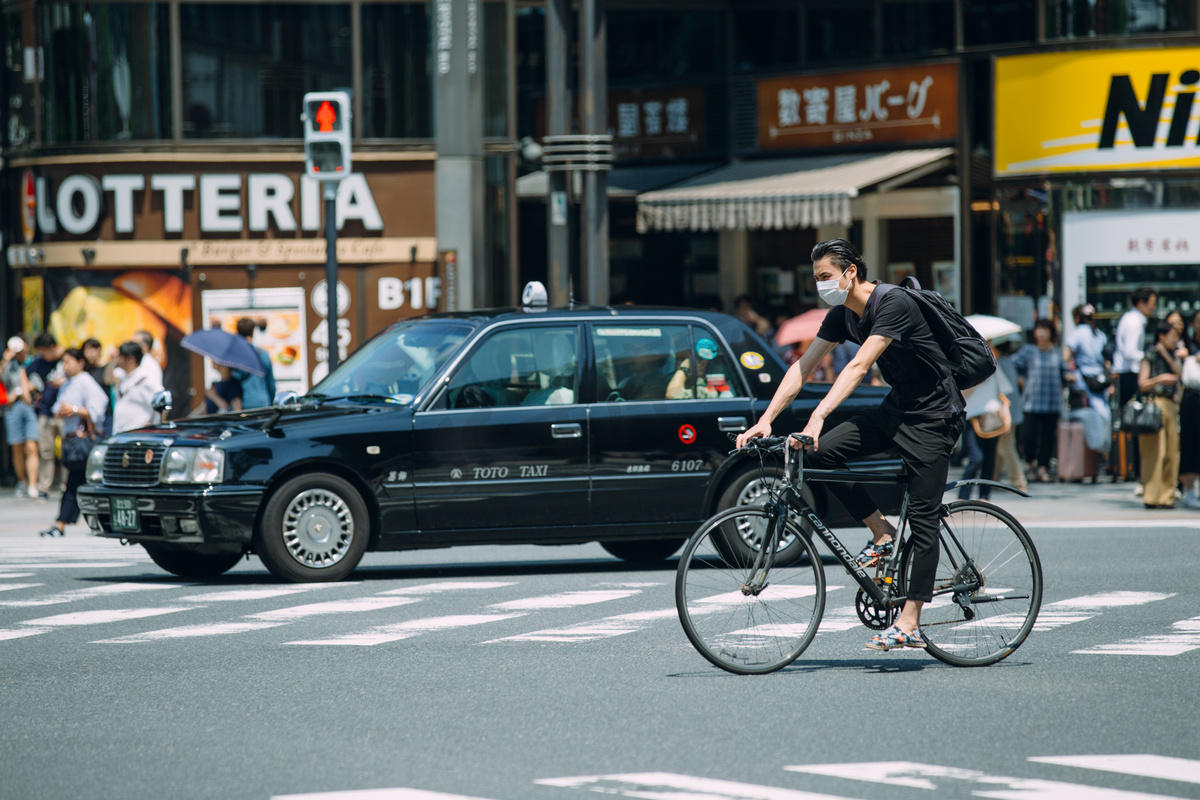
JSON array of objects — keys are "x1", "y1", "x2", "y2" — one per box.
[{"x1": 995, "y1": 48, "x2": 1200, "y2": 177}]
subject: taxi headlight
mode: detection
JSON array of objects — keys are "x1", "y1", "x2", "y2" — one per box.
[
  {"x1": 162, "y1": 446, "x2": 226, "y2": 484},
  {"x1": 85, "y1": 444, "x2": 108, "y2": 484}
]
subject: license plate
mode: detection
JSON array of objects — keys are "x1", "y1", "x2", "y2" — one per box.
[{"x1": 110, "y1": 497, "x2": 140, "y2": 533}]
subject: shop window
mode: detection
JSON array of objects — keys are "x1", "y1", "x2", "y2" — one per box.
[
  {"x1": 40, "y1": 3, "x2": 171, "y2": 144},
  {"x1": 805, "y1": 3, "x2": 875, "y2": 65},
  {"x1": 362, "y1": 3, "x2": 431, "y2": 139},
  {"x1": 882, "y1": 1, "x2": 955, "y2": 57},
  {"x1": 180, "y1": 3, "x2": 351, "y2": 139},
  {"x1": 608, "y1": 10, "x2": 723, "y2": 81},
  {"x1": 4, "y1": 8, "x2": 36, "y2": 147},
  {"x1": 732, "y1": 6, "x2": 800, "y2": 72},
  {"x1": 1045, "y1": 0, "x2": 1194, "y2": 38},
  {"x1": 483, "y1": 1, "x2": 508, "y2": 139},
  {"x1": 963, "y1": 0, "x2": 1037, "y2": 46}
]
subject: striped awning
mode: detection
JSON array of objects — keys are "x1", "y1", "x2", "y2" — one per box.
[{"x1": 635, "y1": 148, "x2": 954, "y2": 233}]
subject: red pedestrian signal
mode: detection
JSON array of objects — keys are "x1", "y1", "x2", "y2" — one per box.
[{"x1": 302, "y1": 91, "x2": 352, "y2": 181}]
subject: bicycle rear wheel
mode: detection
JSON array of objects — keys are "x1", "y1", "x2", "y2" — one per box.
[
  {"x1": 900, "y1": 500, "x2": 1042, "y2": 667},
  {"x1": 676, "y1": 506, "x2": 825, "y2": 675}
]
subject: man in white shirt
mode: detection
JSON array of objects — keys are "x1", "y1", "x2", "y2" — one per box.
[
  {"x1": 1113, "y1": 286, "x2": 1157, "y2": 481},
  {"x1": 112, "y1": 342, "x2": 164, "y2": 433}
]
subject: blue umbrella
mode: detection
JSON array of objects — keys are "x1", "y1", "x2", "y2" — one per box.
[{"x1": 181, "y1": 328, "x2": 266, "y2": 376}]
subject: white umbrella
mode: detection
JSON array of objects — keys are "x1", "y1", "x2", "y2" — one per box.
[{"x1": 964, "y1": 314, "x2": 1024, "y2": 344}]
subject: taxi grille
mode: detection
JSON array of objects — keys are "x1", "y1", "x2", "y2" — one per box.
[{"x1": 103, "y1": 443, "x2": 165, "y2": 487}]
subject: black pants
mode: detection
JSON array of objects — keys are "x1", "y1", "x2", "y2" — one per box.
[
  {"x1": 808, "y1": 408, "x2": 964, "y2": 603},
  {"x1": 56, "y1": 466, "x2": 86, "y2": 525},
  {"x1": 1117, "y1": 371, "x2": 1141, "y2": 477},
  {"x1": 1024, "y1": 412, "x2": 1060, "y2": 470}
]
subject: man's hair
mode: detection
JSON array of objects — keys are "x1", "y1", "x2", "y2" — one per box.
[
  {"x1": 33, "y1": 332, "x2": 56, "y2": 350},
  {"x1": 811, "y1": 239, "x2": 868, "y2": 281},
  {"x1": 134, "y1": 330, "x2": 154, "y2": 349},
  {"x1": 82, "y1": 338, "x2": 101, "y2": 351},
  {"x1": 236, "y1": 317, "x2": 257, "y2": 338},
  {"x1": 1131, "y1": 286, "x2": 1156, "y2": 306},
  {"x1": 118, "y1": 341, "x2": 144, "y2": 365}
]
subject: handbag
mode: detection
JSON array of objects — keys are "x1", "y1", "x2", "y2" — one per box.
[
  {"x1": 971, "y1": 395, "x2": 1012, "y2": 439},
  {"x1": 61, "y1": 421, "x2": 97, "y2": 469},
  {"x1": 1120, "y1": 395, "x2": 1163, "y2": 435},
  {"x1": 1082, "y1": 372, "x2": 1111, "y2": 393}
]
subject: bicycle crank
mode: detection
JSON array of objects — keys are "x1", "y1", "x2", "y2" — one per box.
[{"x1": 855, "y1": 588, "x2": 897, "y2": 630}]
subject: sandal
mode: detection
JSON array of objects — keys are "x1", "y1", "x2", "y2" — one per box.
[
  {"x1": 854, "y1": 538, "x2": 894, "y2": 568},
  {"x1": 866, "y1": 625, "x2": 927, "y2": 651}
]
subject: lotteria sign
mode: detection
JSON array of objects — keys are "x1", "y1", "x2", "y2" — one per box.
[
  {"x1": 995, "y1": 47, "x2": 1200, "y2": 177},
  {"x1": 28, "y1": 172, "x2": 384, "y2": 236}
]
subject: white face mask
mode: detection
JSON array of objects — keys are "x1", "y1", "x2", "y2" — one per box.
[{"x1": 816, "y1": 267, "x2": 851, "y2": 306}]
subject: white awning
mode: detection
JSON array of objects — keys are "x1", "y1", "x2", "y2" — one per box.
[{"x1": 635, "y1": 147, "x2": 954, "y2": 233}]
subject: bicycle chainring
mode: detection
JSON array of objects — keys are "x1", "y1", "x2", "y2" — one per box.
[{"x1": 855, "y1": 588, "x2": 896, "y2": 630}]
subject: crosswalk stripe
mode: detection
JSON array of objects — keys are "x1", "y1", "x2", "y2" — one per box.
[
  {"x1": 0, "y1": 627, "x2": 50, "y2": 641},
  {"x1": 20, "y1": 606, "x2": 199, "y2": 627},
  {"x1": 378, "y1": 581, "x2": 518, "y2": 596},
  {"x1": 1047, "y1": 592, "x2": 1176, "y2": 609},
  {"x1": 177, "y1": 586, "x2": 331, "y2": 602},
  {"x1": 247, "y1": 597, "x2": 419, "y2": 621},
  {"x1": 0, "y1": 583, "x2": 43, "y2": 593},
  {"x1": 92, "y1": 621, "x2": 288, "y2": 644},
  {"x1": 1029, "y1": 755, "x2": 1200, "y2": 785},
  {"x1": 784, "y1": 760, "x2": 1181, "y2": 799},
  {"x1": 286, "y1": 613, "x2": 527, "y2": 646},
  {"x1": 1072, "y1": 616, "x2": 1200, "y2": 656},
  {"x1": 0, "y1": 581, "x2": 184, "y2": 608},
  {"x1": 484, "y1": 608, "x2": 677, "y2": 644},
  {"x1": 487, "y1": 589, "x2": 641, "y2": 611},
  {"x1": 273, "y1": 788, "x2": 500, "y2": 799},
  {"x1": 537, "y1": 772, "x2": 852, "y2": 799},
  {"x1": 0, "y1": 573, "x2": 36, "y2": 579}
]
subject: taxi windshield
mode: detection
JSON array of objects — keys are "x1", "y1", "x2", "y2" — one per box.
[{"x1": 308, "y1": 319, "x2": 473, "y2": 405}]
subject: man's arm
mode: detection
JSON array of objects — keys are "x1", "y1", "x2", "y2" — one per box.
[
  {"x1": 735, "y1": 337, "x2": 838, "y2": 448},
  {"x1": 799, "y1": 334, "x2": 892, "y2": 450}
]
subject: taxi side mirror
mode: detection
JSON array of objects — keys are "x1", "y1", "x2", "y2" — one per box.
[
  {"x1": 274, "y1": 391, "x2": 299, "y2": 406},
  {"x1": 151, "y1": 390, "x2": 173, "y2": 416}
]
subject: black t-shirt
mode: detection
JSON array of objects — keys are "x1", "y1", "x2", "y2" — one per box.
[{"x1": 816, "y1": 284, "x2": 964, "y2": 419}]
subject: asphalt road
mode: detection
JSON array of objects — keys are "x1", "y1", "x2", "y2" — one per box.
[{"x1": 0, "y1": 498, "x2": 1197, "y2": 800}]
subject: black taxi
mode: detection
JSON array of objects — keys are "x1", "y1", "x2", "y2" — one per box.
[{"x1": 77, "y1": 303, "x2": 901, "y2": 582}]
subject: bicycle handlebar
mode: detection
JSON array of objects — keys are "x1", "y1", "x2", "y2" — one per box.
[{"x1": 727, "y1": 432, "x2": 815, "y2": 454}]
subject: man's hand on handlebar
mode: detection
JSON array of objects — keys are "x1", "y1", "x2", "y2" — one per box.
[
  {"x1": 735, "y1": 421, "x2": 773, "y2": 450},
  {"x1": 797, "y1": 416, "x2": 825, "y2": 451}
]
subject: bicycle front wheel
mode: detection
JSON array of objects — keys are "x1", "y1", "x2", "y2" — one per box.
[
  {"x1": 676, "y1": 506, "x2": 825, "y2": 675},
  {"x1": 901, "y1": 500, "x2": 1042, "y2": 667}
]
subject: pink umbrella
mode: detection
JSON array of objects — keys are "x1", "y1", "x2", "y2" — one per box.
[{"x1": 773, "y1": 309, "x2": 828, "y2": 345}]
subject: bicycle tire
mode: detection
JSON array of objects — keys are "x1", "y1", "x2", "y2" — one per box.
[
  {"x1": 676, "y1": 506, "x2": 825, "y2": 675},
  {"x1": 899, "y1": 499, "x2": 1042, "y2": 667}
]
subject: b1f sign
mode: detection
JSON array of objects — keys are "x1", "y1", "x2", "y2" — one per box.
[{"x1": 995, "y1": 47, "x2": 1200, "y2": 176}]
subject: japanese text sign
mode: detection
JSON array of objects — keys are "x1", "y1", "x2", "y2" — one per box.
[
  {"x1": 757, "y1": 62, "x2": 957, "y2": 151},
  {"x1": 995, "y1": 47, "x2": 1200, "y2": 177}
]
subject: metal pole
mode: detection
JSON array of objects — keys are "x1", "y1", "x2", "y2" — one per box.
[
  {"x1": 324, "y1": 183, "x2": 340, "y2": 372},
  {"x1": 579, "y1": 0, "x2": 608, "y2": 305},
  {"x1": 546, "y1": 0, "x2": 571, "y2": 306}
]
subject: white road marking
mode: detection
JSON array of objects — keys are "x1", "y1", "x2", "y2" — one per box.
[
  {"x1": 538, "y1": 772, "x2": 851, "y2": 799},
  {"x1": 287, "y1": 613, "x2": 527, "y2": 646},
  {"x1": 1047, "y1": 592, "x2": 1176, "y2": 609},
  {"x1": 378, "y1": 581, "x2": 517, "y2": 596},
  {"x1": 1029, "y1": 755, "x2": 1200, "y2": 785},
  {"x1": 273, "y1": 788, "x2": 500, "y2": 799},
  {"x1": 488, "y1": 589, "x2": 640, "y2": 611},
  {"x1": 817, "y1": 605, "x2": 867, "y2": 633},
  {"x1": 0, "y1": 581, "x2": 183, "y2": 607},
  {"x1": 0, "y1": 628, "x2": 50, "y2": 641},
  {"x1": 177, "y1": 586, "x2": 330, "y2": 602},
  {"x1": 484, "y1": 609, "x2": 678, "y2": 644},
  {"x1": 0, "y1": 562, "x2": 139, "y2": 570},
  {"x1": 247, "y1": 597, "x2": 419, "y2": 621},
  {"x1": 1024, "y1": 520, "x2": 1200, "y2": 529},
  {"x1": 20, "y1": 606, "x2": 198, "y2": 627},
  {"x1": 93, "y1": 621, "x2": 289, "y2": 643},
  {"x1": 953, "y1": 591, "x2": 1179, "y2": 632},
  {"x1": 784, "y1": 760, "x2": 1181, "y2": 799},
  {"x1": 0, "y1": 583, "x2": 43, "y2": 593},
  {"x1": 0, "y1": 573, "x2": 36, "y2": 579},
  {"x1": 1072, "y1": 616, "x2": 1200, "y2": 656}
]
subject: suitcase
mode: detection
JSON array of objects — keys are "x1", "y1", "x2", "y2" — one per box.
[
  {"x1": 1057, "y1": 420, "x2": 1099, "y2": 482},
  {"x1": 1108, "y1": 429, "x2": 1138, "y2": 481}
]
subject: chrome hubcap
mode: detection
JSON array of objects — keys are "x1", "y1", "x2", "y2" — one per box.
[
  {"x1": 281, "y1": 489, "x2": 354, "y2": 568},
  {"x1": 734, "y1": 476, "x2": 799, "y2": 552}
]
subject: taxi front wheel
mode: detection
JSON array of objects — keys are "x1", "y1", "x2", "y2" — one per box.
[
  {"x1": 142, "y1": 544, "x2": 243, "y2": 578},
  {"x1": 256, "y1": 473, "x2": 370, "y2": 582},
  {"x1": 600, "y1": 538, "x2": 685, "y2": 563}
]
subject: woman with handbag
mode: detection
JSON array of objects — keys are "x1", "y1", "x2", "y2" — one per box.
[
  {"x1": 1136, "y1": 321, "x2": 1182, "y2": 509},
  {"x1": 958, "y1": 363, "x2": 1013, "y2": 501},
  {"x1": 1178, "y1": 311, "x2": 1200, "y2": 509},
  {"x1": 39, "y1": 349, "x2": 108, "y2": 537}
]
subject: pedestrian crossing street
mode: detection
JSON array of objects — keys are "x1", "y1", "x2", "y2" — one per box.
[
  {"x1": 271, "y1": 755, "x2": 1200, "y2": 799},
  {"x1": 0, "y1": 547, "x2": 1195, "y2": 655}
]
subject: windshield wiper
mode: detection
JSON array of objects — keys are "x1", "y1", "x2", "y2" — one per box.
[{"x1": 322, "y1": 394, "x2": 402, "y2": 404}]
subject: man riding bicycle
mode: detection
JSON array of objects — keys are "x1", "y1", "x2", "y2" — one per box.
[{"x1": 736, "y1": 239, "x2": 965, "y2": 652}]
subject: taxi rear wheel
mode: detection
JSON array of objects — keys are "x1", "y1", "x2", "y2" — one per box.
[
  {"x1": 714, "y1": 465, "x2": 814, "y2": 565},
  {"x1": 142, "y1": 544, "x2": 243, "y2": 578},
  {"x1": 256, "y1": 473, "x2": 370, "y2": 582},
  {"x1": 600, "y1": 538, "x2": 685, "y2": 562}
]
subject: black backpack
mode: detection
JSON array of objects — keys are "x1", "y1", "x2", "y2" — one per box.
[{"x1": 848, "y1": 278, "x2": 997, "y2": 391}]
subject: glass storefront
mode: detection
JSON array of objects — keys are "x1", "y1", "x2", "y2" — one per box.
[{"x1": 361, "y1": 2, "x2": 431, "y2": 139}]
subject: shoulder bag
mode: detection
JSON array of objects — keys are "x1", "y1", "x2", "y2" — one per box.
[
  {"x1": 1120, "y1": 394, "x2": 1163, "y2": 435},
  {"x1": 61, "y1": 418, "x2": 98, "y2": 470},
  {"x1": 971, "y1": 395, "x2": 1012, "y2": 439}
]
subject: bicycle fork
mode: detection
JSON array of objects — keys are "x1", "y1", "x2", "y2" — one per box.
[{"x1": 742, "y1": 499, "x2": 786, "y2": 596}]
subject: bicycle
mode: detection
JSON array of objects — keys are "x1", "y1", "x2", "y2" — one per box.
[{"x1": 675, "y1": 433, "x2": 1043, "y2": 674}]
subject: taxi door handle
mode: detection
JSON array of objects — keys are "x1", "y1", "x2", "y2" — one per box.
[
  {"x1": 718, "y1": 417, "x2": 748, "y2": 432},
  {"x1": 551, "y1": 423, "x2": 583, "y2": 439}
]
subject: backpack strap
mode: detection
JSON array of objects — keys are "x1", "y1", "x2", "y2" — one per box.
[{"x1": 842, "y1": 282, "x2": 896, "y2": 343}]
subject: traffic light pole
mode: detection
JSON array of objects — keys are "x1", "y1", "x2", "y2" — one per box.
[{"x1": 324, "y1": 182, "x2": 340, "y2": 372}]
